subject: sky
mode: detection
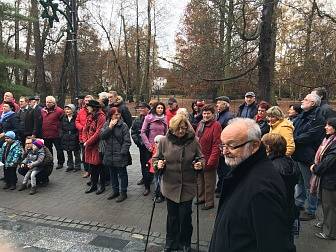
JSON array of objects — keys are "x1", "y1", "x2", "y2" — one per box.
[{"x1": 95, "y1": 0, "x2": 190, "y2": 68}]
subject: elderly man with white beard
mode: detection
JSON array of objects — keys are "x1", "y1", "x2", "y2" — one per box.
[{"x1": 209, "y1": 118, "x2": 296, "y2": 252}]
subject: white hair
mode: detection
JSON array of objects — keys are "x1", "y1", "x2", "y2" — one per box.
[
  {"x1": 98, "y1": 92, "x2": 109, "y2": 100},
  {"x1": 46, "y1": 96, "x2": 56, "y2": 103},
  {"x1": 227, "y1": 118, "x2": 261, "y2": 141},
  {"x1": 307, "y1": 93, "x2": 321, "y2": 107}
]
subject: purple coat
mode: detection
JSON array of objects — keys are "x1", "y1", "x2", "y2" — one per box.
[{"x1": 140, "y1": 113, "x2": 167, "y2": 150}]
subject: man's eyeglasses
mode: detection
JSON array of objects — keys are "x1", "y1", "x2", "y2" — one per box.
[{"x1": 219, "y1": 140, "x2": 254, "y2": 151}]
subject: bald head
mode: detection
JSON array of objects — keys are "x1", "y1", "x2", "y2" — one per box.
[{"x1": 220, "y1": 118, "x2": 261, "y2": 168}]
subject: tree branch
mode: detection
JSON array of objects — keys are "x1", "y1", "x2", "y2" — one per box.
[{"x1": 158, "y1": 56, "x2": 258, "y2": 83}]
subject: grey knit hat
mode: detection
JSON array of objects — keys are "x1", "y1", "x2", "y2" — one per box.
[{"x1": 65, "y1": 104, "x2": 76, "y2": 113}]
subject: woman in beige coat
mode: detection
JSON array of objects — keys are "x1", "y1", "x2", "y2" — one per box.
[
  {"x1": 266, "y1": 106, "x2": 295, "y2": 156},
  {"x1": 153, "y1": 114, "x2": 204, "y2": 252}
]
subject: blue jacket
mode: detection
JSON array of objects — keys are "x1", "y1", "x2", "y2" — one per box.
[
  {"x1": 216, "y1": 109, "x2": 234, "y2": 129},
  {"x1": 0, "y1": 140, "x2": 22, "y2": 168},
  {"x1": 292, "y1": 107, "x2": 325, "y2": 164}
]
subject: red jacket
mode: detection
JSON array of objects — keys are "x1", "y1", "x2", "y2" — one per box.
[
  {"x1": 83, "y1": 110, "x2": 106, "y2": 165},
  {"x1": 196, "y1": 120, "x2": 222, "y2": 170},
  {"x1": 75, "y1": 107, "x2": 89, "y2": 143},
  {"x1": 165, "y1": 107, "x2": 178, "y2": 126},
  {"x1": 41, "y1": 106, "x2": 64, "y2": 139}
]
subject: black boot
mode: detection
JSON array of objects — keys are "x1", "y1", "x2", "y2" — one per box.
[
  {"x1": 96, "y1": 186, "x2": 105, "y2": 195},
  {"x1": 116, "y1": 192, "x2": 127, "y2": 202},
  {"x1": 85, "y1": 185, "x2": 97, "y2": 193},
  {"x1": 107, "y1": 191, "x2": 119, "y2": 200}
]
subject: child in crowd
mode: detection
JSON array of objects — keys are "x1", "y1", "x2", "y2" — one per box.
[
  {"x1": 148, "y1": 134, "x2": 165, "y2": 202},
  {"x1": 61, "y1": 104, "x2": 81, "y2": 172},
  {"x1": 0, "y1": 131, "x2": 22, "y2": 190},
  {"x1": 18, "y1": 139, "x2": 45, "y2": 195}
]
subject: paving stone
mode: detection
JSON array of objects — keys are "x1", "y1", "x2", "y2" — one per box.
[
  {"x1": 131, "y1": 233, "x2": 144, "y2": 240},
  {"x1": 64, "y1": 218, "x2": 73, "y2": 223},
  {"x1": 153, "y1": 237, "x2": 165, "y2": 244},
  {"x1": 79, "y1": 220, "x2": 91, "y2": 225},
  {"x1": 69, "y1": 223, "x2": 77, "y2": 228},
  {"x1": 91, "y1": 221, "x2": 99, "y2": 226},
  {"x1": 118, "y1": 225, "x2": 127, "y2": 231},
  {"x1": 112, "y1": 230, "x2": 123, "y2": 236},
  {"x1": 151, "y1": 232, "x2": 160, "y2": 238},
  {"x1": 111, "y1": 224, "x2": 120, "y2": 230},
  {"x1": 72, "y1": 219, "x2": 80, "y2": 224},
  {"x1": 76, "y1": 224, "x2": 84, "y2": 229},
  {"x1": 125, "y1": 227, "x2": 134, "y2": 233},
  {"x1": 97, "y1": 222, "x2": 105, "y2": 227},
  {"x1": 90, "y1": 226, "x2": 99, "y2": 231},
  {"x1": 89, "y1": 235, "x2": 129, "y2": 250}
]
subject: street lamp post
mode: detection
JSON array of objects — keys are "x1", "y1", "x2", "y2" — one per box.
[{"x1": 40, "y1": 0, "x2": 80, "y2": 99}]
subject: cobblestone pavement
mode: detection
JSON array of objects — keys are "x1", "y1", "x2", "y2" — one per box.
[{"x1": 0, "y1": 144, "x2": 335, "y2": 251}]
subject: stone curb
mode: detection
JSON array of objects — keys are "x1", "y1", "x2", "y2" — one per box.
[{"x1": 0, "y1": 206, "x2": 210, "y2": 250}]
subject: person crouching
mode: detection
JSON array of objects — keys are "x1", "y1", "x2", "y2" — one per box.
[{"x1": 18, "y1": 139, "x2": 45, "y2": 195}]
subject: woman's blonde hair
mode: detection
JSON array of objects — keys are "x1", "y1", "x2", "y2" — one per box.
[
  {"x1": 169, "y1": 114, "x2": 192, "y2": 132},
  {"x1": 266, "y1": 106, "x2": 284, "y2": 120}
]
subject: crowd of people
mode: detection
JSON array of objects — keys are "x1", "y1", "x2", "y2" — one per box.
[{"x1": 0, "y1": 87, "x2": 335, "y2": 251}]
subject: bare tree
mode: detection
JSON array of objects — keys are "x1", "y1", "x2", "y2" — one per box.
[{"x1": 31, "y1": 0, "x2": 47, "y2": 98}]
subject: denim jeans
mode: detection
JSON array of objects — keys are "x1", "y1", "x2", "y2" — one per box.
[
  {"x1": 109, "y1": 166, "x2": 128, "y2": 193},
  {"x1": 294, "y1": 161, "x2": 318, "y2": 214}
]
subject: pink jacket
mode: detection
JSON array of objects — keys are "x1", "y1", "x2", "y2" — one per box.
[{"x1": 140, "y1": 113, "x2": 167, "y2": 150}]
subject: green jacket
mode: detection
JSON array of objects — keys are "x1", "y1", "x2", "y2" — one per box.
[{"x1": 0, "y1": 140, "x2": 22, "y2": 168}]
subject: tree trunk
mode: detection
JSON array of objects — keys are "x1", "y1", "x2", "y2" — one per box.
[
  {"x1": 257, "y1": 0, "x2": 279, "y2": 102},
  {"x1": 31, "y1": 0, "x2": 46, "y2": 99},
  {"x1": 14, "y1": 0, "x2": 21, "y2": 85},
  {"x1": 303, "y1": 2, "x2": 316, "y2": 86},
  {"x1": 22, "y1": 15, "x2": 32, "y2": 86},
  {"x1": 142, "y1": 0, "x2": 151, "y2": 101},
  {"x1": 58, "y1": 32, "x2": 72, "y2": 108},
  {"x1": 135, "y1": 0, "x2": 141, "y2": 100},
  {"x1": 121, "y1": 12, "x2": 130, "y2": 101}
]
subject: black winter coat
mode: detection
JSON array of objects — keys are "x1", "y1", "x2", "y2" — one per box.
[
  {"x1": 209, "y1": 146, "x2": 295, "y2": 252},
  {"x1": 318, "y1": 100, "x2": 336, "y2": 121},
  {"x1": 100, "y1": 120, "x2": 131, "y2": 167},
  {"x1": 293, "y1": 107, "x2": 325, "y2": 164},
  {"x1": 216, "y1": 109, "x2": 234, "y2": 129},
  {"x1": 269, "y1": 154, "x2": 300, "y2": 225},
  {"x1": 0, "y1": 113, "x2": 20, "y2": 135},
  {"x1": 131, "y1": 115, "x2": 145, "y2": 147},
  {"x1": 257, "y1": 119, "x2": 270, "y2": 136},
  {"x1": 60, "y1": 115, "x2": 80, "y2": 151},
  {"x1": 32, "y1": 105, "x2": 42, "y2": 138},
  {"x1": 108, "y1": 102, "x2": 133, "y2": 129},
  {"x1": 17, "y1": 107, "x2": 35, "y2": 137},
  {"x1": 313, "y1": 136, "x2": 336, "y2": 191}
]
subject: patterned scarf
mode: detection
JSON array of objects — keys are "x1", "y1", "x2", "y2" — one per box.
[{"x1": 315, "y1": 134, "x2": 336, "y2": 164}]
